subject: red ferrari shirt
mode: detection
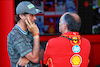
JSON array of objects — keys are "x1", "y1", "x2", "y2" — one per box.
[{"x1": 43, "y1": 32, "x2": 91, "y2": 67}]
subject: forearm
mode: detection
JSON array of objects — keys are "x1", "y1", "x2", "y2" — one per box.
[
  {"x1": 32, "y1": 35, "x2": 40, "y2": 59},
  {"x1": 25, "y1": 35, "x2": 40, "y2": 63}
]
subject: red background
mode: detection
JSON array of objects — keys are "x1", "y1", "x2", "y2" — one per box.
[
  {"x1": 0, "y1": 0, "x2": 14, "y2": 67},
  {"x1": 0, "y1": 0, "x2": 100, "y2": 67}
]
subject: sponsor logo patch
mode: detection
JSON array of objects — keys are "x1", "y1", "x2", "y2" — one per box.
[
  {"x1": 72, "y1": 45, "x2": 80, "y2": 53},
  {"x1": 70, "y1": 54, "x2": 82, "y2": 66}
]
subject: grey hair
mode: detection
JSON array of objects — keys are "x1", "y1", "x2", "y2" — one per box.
[{"x1": 60, "y1": 15, "x2": 68, "y2": 24}]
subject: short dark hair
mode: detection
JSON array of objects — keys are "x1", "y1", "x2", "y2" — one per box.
[
  {"x1": 15, "y1": 13, "x2": 28, "y2": 23},
  {"x1": 15, "y1": 15, "x2": 21, "y2": 23},
  {"x1": 64, "y1": 14, "x2": 81, "y2": 32}
]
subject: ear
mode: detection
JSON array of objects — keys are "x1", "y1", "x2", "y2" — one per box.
[
  {"x1": 63, "y1": 23, "x2": 67, "y2": 30},
  {"x1": 19, "y1": 14, "x2": 25, "y2": 19}
]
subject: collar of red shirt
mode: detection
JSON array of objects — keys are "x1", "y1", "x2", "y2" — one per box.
[{"x1": 61, "y1": 32, "x2": 79, "y2": 36}]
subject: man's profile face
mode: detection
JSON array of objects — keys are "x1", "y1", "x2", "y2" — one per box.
[{"x1": 25, "y1": 14, "x2": 37, "y2": 23}]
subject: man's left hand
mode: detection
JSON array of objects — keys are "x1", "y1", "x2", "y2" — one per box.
[{"x1": 17, "y1": 57, "x2": 29, "y2": 66}]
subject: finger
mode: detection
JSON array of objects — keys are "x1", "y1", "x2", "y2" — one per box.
[
  {"x1": 20, "y1": 63, "x2": 24, "y2": 66},
  {"x1": 17, "y1": 59, "x2": 20, "y2": 65},
  {"x1": 22, "y1": 63, "x2": 26, "y2": 66},
  {"x1": 19, "y1": 62, "x2": 22, "y2": 66},
  {"x1": 19, "y1": 60, "x2": 24, "y2": 66},
  {"x1": 17, "y1": 61, "x2": 21, "y2": 66},
  {"x1": 20, "y1": 61, "x2": 27, "y2": 66},
  {"x1": 27, "y1": 17, "x2": 32, "y2": 25},
  {"x1": 26, "y1": 18, "x2": 30, "y2": 25},
  {"x1": 25, "y1": 20, "x2": 31, "y2": 28},
  {"x1": 17, "y1": 61, "x2": 19, "y2": 65}
]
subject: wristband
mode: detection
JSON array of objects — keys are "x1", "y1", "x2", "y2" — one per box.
[{"x1": 33, "y1": 33, "x2": 39, "y2": 36}]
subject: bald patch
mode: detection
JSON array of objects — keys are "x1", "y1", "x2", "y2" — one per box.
[
  {"x1": 70, "y1": 13, "x2": 80, "y2": 23},
  {"x1": 61, "y1": 12, "x2": 80, "y2": 23}
]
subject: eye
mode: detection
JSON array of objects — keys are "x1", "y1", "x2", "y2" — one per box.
[
  {"x1": 32, "y1": 14, "x2": 35, "y2": 16},
  {"x1": 30, "y1": 14, "x2": 33, "y2": 16},
  {"x1": 29, "y1": 14, "x2": 33, "y2": 17}
]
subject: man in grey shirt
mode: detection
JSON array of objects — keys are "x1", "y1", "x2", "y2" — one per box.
[{"x1": 7, "y1": 1, "x2": 44, "y2": 67}]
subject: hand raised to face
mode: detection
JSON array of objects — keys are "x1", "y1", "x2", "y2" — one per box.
[{"x1": 25, "y1": 17, "x2": 39, "y2": 34}]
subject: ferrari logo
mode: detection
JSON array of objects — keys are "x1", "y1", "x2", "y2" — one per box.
[{"x1": 73, "y1": 37, "x2": 78, "y2": 43}]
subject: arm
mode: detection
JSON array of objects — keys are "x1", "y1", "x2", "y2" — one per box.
[
  {"x1": 17, "y1": 47, "x2": 44, "y2": 66},
  {"x1": 24, "y1": 17, "x2": 40, "y2": 63},
  {"x1": 25, "y1": 35, "x2": 40, "y2": 63}
]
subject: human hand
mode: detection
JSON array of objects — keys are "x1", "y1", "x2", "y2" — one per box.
[
  {"x1": 25, "y1": 17, "x2": 39, "y2": 34},
  {"x1": 17, "y1": 57, "x2": 29, "y2": 66}
]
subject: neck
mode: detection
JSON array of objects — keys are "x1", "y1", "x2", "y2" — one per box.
[
  {"x1": 62, "y1": 29, "x2": 70, "y2": 34},
  {"x1": 17, "y1": 20, "x2": 27, "y2": 31}
]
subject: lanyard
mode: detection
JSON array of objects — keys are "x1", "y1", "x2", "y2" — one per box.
[{"x1": 61, "y1": 35, "x2": 82, "y2": 41}]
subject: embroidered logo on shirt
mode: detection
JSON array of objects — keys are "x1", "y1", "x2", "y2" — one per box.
[
  {"x1": 70, "y1": 54, "x2": 82, "y2": 66},
  {"x1": 73, "y1": 37, "x2": 78, "y2": 43},
  {"x1": 69, "y1": 35, "x2": 81, "y2": 45},
  {"x1": 46, "y1": 58, "x2": 53, "y2": 67},
  {"x1": 72, "y1": 45, "x2": 80, "y2": 53}
]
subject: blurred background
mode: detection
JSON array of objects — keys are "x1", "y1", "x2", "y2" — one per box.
[{"x1": 15, "y1": 0, "x2": 100, "y2": 35}]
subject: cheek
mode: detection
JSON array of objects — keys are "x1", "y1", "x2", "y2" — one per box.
[
  {"x1": 29, "y1": 17, "x2": 33, "y2": 22},
  {"x1": 33, "y1": 16, "x2": 36, "y2": 20},
  {"x1": 29, "y1": 16, "x2": 32, "y2": 19}
]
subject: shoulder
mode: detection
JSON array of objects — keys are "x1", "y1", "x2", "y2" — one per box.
[
  {"x1": 8, "y1": 27, "x2": 16, "y2": 37},
  {"x1": 48, "y1": 35, "x2": 67, "y2": 42},
  {"x1": 47, "y1": 36, "x2": 63, "y2": 46},
  {"x1": 7, "y1": 26, "x2": 20, "y2": 40},
  {"x1": 45, "y1": 37, "x2": 60, "y2": 50},
  {"x1": 48, "y1": 37, "x2": 60, "y2": 42},
  {"x1": 7, "y1": 27, "x2": 18, "y2": 43},
  {"x1": 82, "y1": 37, "x2": 90, "y2": 42},
  {"x1": 82, "y1": 37, "x2": 91, "y2": 44}
]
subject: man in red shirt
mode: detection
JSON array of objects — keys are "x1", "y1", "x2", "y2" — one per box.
[{"x1": 43, "y1": 12, "x2": 91, "y2": 67}]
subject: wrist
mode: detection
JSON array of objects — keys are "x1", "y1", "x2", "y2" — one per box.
[
  {"x1": 33, "y1": 33, "x2": 39, "y2": 36},
  {"x1": 33, "y1": 35, "x2": 39, "y2": 38},
  {"x1": 33, "y1": 33, "x2": 39, "y2": 38}
]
